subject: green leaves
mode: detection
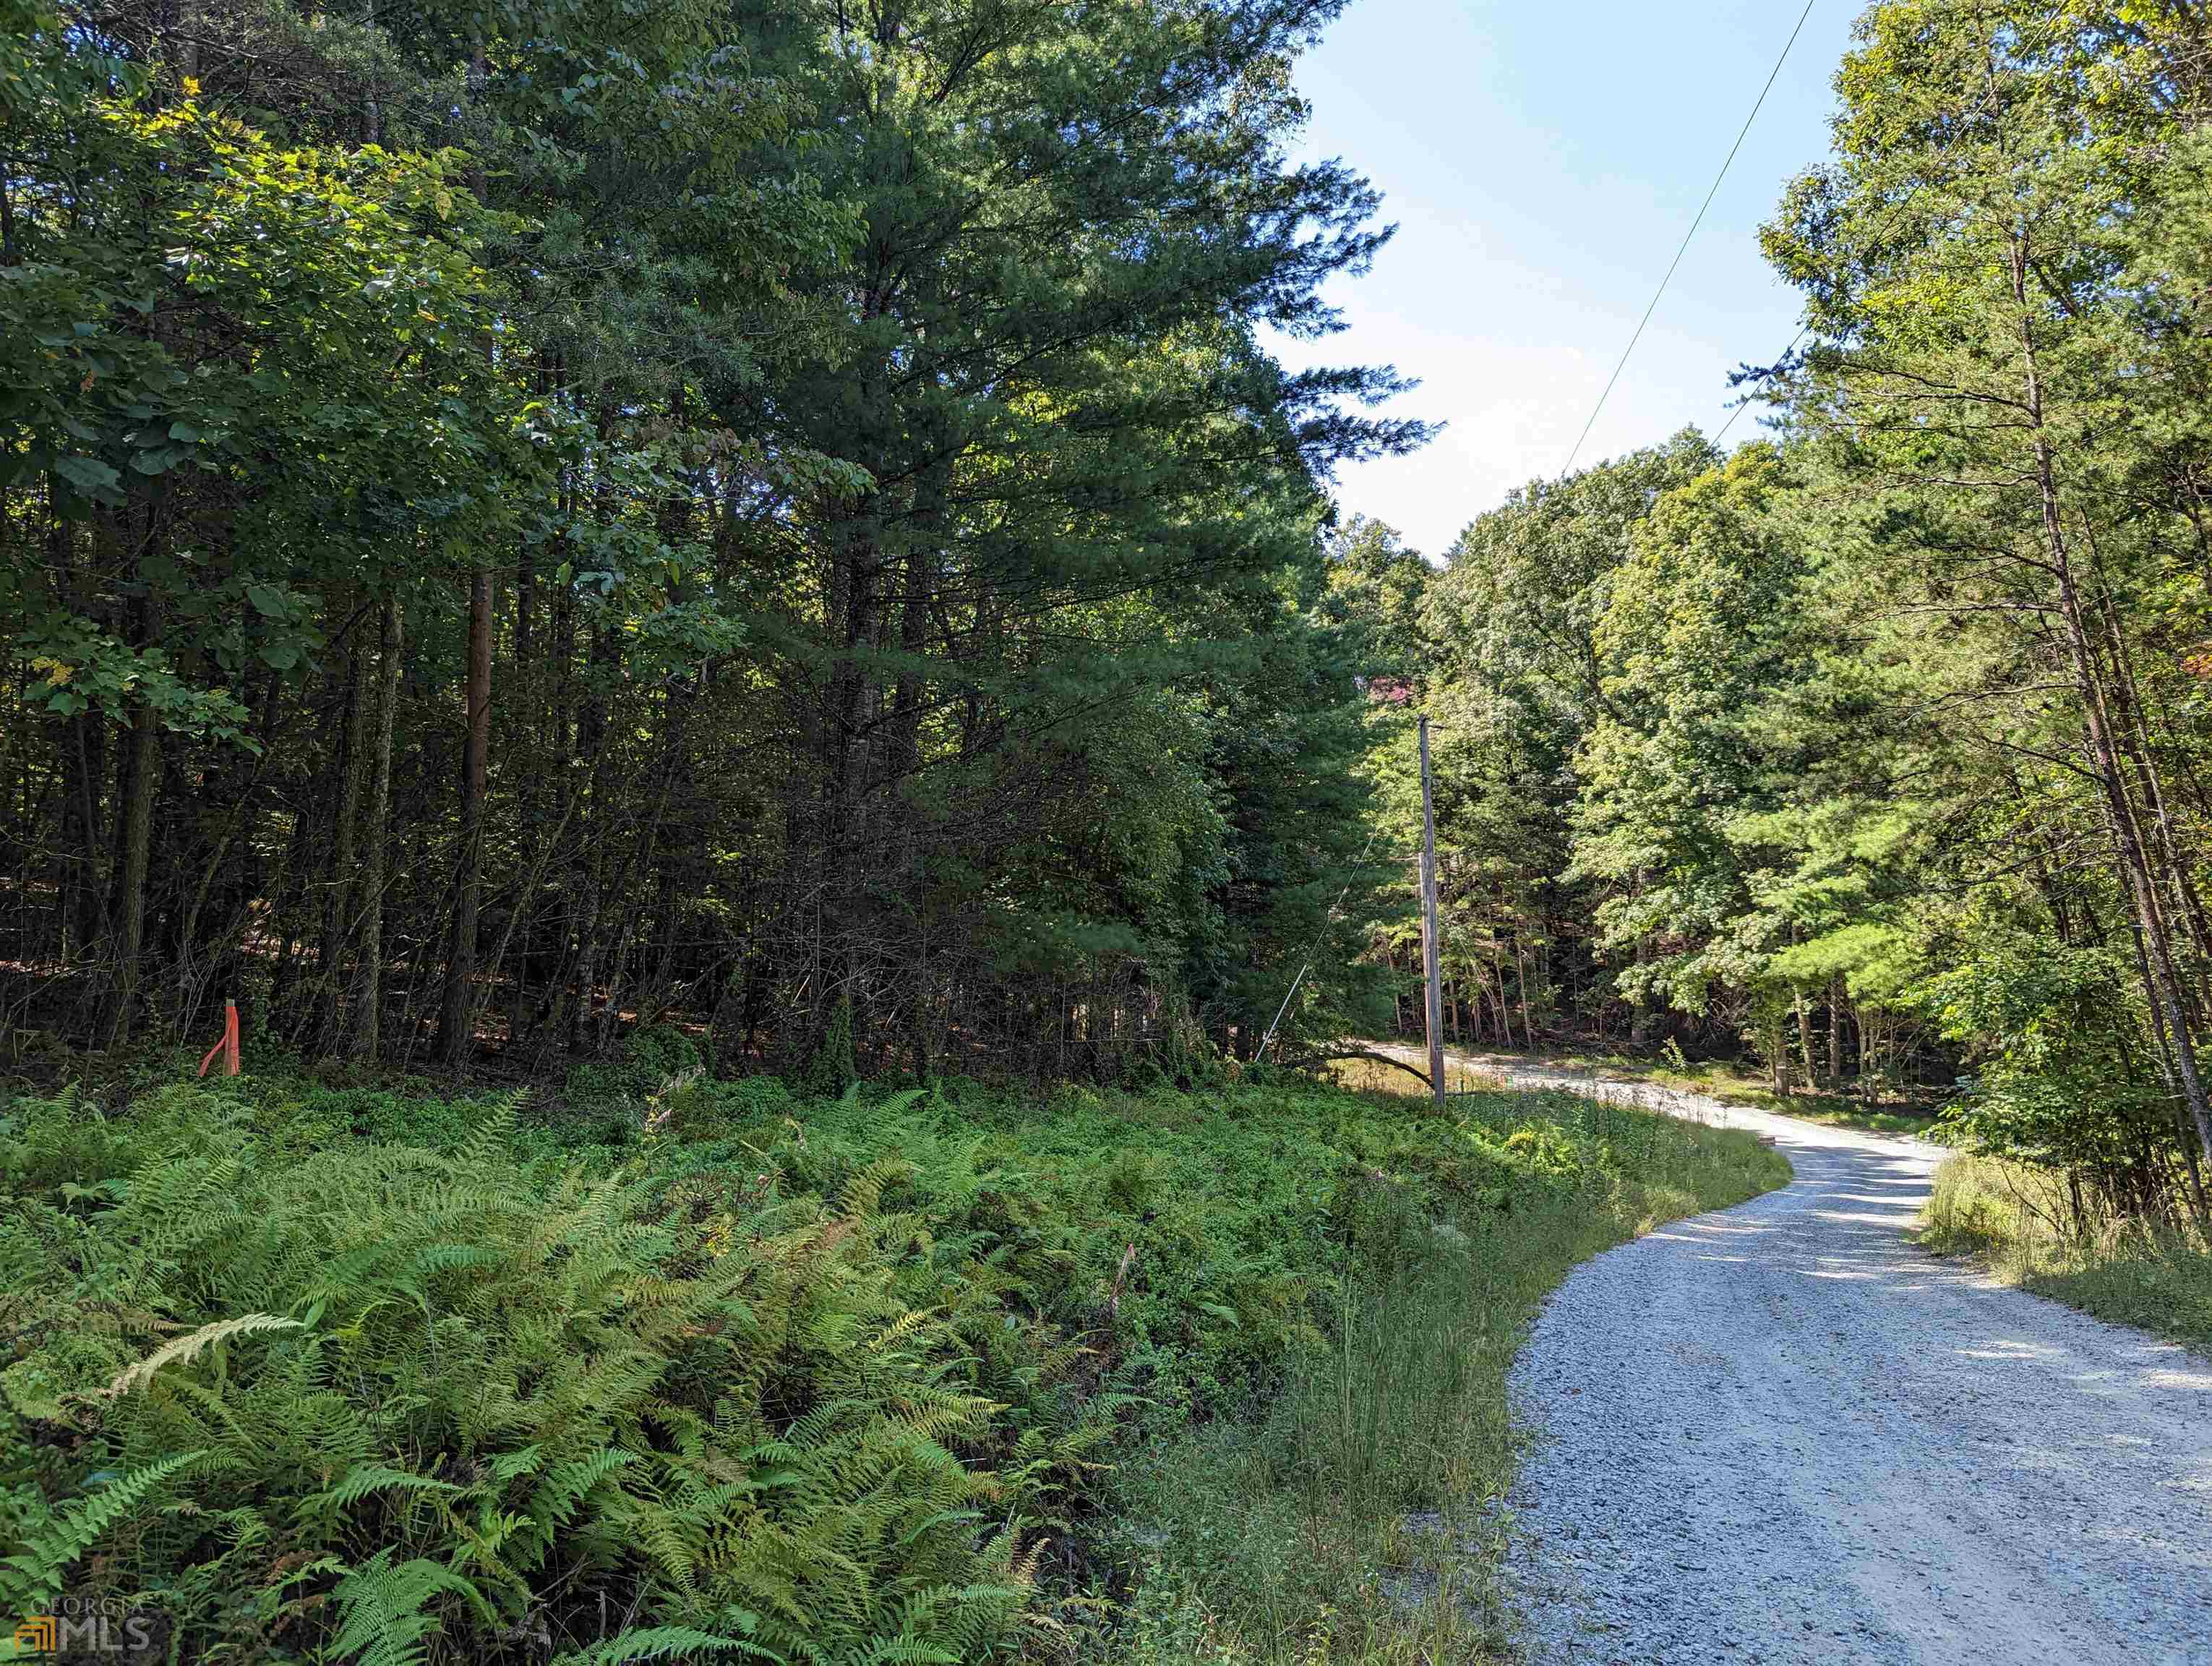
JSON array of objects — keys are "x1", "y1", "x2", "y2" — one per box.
[
  {"x1": 330, "y1": 1548, "x2": 494, "y2": 1666},
  {"x1": 51, "y1": 456, "x2": 122, "y2": 502},
  {"x1": 9, "y1": 615, "x2": 255, "y2": 740},
  {"x1": 552, "y1": 1628, "x2": 779, "y2": 1665}
]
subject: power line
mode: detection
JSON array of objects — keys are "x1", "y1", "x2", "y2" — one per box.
[
  {"x1": 1713, "y1": 170, "x2": 1934, "y2": 445},
  {"x1": 1715, "y1": 325, "x2": 1807, "y2": 444},
  {"x1": 1259, "y1": 825, "x2": 1384, "y2": 1058},
  {"x1": 1561, "y1": 0, "x2": 1821, "y2": 477}
]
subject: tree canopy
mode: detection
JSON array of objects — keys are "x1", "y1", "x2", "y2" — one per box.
[
  {"x1": 0, "y1": 0, "x2": 1423, "y2": 1080},
  {"x1": 1397, "y1": 0, "x2": 2212, "y2": 1229}
]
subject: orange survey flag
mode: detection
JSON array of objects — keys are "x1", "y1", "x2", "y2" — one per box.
[{"x1": 197, "y1": 1000, "x2": 241, "y2": 1077}]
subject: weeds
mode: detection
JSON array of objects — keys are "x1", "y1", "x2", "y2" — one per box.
[{"x1": 1921, "y1": 1153, "x2": 2212, "y2": 1354}]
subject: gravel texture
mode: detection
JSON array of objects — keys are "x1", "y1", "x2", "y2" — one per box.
[{"x1": 1471, "y1": 1061, "x2": 2212, "y2": 1666}]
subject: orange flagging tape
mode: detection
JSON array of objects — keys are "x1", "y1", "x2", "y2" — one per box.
[{"x1": 197, "y1": 999, "x2": 241, "y2": 1077}]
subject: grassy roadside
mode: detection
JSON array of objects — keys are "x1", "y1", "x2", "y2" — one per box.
[
  {"x1": 1326, "y1": 1052, "x2": 1504, "y2": 1098},
  {"x1": 0, "y1": 1035, "x2": 1788, "y2": 1664},
  {"x1": 1590, "y1": 1056, "x2": 1939, "y2": 1139},
  {"x1": 1117, "y1": 1069, "x2": 1788, "y2": 1663},
  {"x1": 1919, "y1": 1152, "x2": 2212, "y2": 1355}
]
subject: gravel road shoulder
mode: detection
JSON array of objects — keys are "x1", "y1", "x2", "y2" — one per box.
[{"x1": 1407, "y1": 1052, "x2": 2212, "y2": 1665}]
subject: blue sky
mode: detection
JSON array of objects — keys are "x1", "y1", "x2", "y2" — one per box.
[{"x1": 1275, "y1": 1, "x2": 1860, "y2": 558}]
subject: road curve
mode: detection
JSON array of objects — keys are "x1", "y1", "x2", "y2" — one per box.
[{"x1": 1411, "y1": 1054, "x2": 2212, "y2": 1665}]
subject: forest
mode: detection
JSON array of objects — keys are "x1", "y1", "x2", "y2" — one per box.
[
  {"x1": 1401, "y1": 2, "x2": 2212, "y2": 1235},
  {"x1": 0, "y1": 0, "x2": 1420, "y2": 1087},
  {"x1": 6, "y1": 1, "x2": 2212, "y2": 1662}
]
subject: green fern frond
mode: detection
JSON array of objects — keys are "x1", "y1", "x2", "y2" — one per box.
[
  {"x1": 549, "y1": 1624, "x2": 781, "y2": 1665},
  {"x1": 407, "y1": 1242, "x2": 505, "y2": 1282},
  {"x1": 528, "y1": 1446, "x2": 635, "y2": 1536},
  {"x1": 851, "y1": 1638, "x2": 959, "y2": 1666},
  {"x1": 457, "y1": 1093, "x2": 528, "y2": 1169},
  {"x1": 322, "y1": 1463, "x2": 466, "y2": 1509},
  {"x1": 487, "y1": 1445, "x2": 545, "y2": 1483},
  {"x1": 1, "y1": 1449, "x2": 205, "y2": 1608},
  {"x1": 329, "y1": 1547, "x2": 491, "y2": 1666},
  {"x1": 839, "y1": 1158, "x2": 912, "y2": 1223}
]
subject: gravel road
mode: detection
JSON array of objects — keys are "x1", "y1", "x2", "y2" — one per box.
[{"x1": 1417, "y1": 1054, "x2": 2212, "y2": 1665}]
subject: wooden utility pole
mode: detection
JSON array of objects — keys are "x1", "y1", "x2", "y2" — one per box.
[{"x1": 1418, "y1": 715, "x2": 1445, "y2": 1111}]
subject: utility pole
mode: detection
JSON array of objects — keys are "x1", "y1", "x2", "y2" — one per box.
[{"x1": 1418, "y1": 714, "x2": 1445, "y2": 1111}]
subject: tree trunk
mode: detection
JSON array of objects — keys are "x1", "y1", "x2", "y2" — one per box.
[
  {"x1": 103, "y1": 580, "x2": 163, "y2": 1045},
  {"x1": 567, "y1": 622, "x2": 614, "y2": 1055},
  {"x1": 61, "y1": 708, "x2": 106, "y2": 957},
  {"x1": 437, "y1": 566, "x2": 494, "y2": 1061},
  {"x1": 1794, "y1": 987, "x2": 1815, "y2": 1093},
  {"x1": 104, "y1": 698, "x2": 160, "y2": 1046},
  {"x1": 2012, "y1": 234, "x2": 2212, "y2": 1167},
  {"x1": 1827, "y1": 975, "x2": 1845, "y2": 1088},
  {"x1": 348, "y1": 591, "x2": 404, "y2": 1061},
  {"x1": 309, "y1": 631, "x2": 372, "y2": 1049}
]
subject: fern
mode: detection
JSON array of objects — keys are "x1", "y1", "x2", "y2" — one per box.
[
  {"x1": 0, "y1": 1065, "x2": 1553, "y2": 1661},
  {"x1": 839, "y1": 1158, "x2": 912, "y2": 1223},
  {"x1": 0, "y1": 1450, "x2": 205, "y2": 1607},
  {"x1": 527, "y1": 1447, "x2": 635, "y2": 1543},
  {"x1": 314, "y1": 1463, "x2": 464, "y2": 1511},
  {"x1": 456, "y1": 1092, "x2": 527, "y2": 1169},
  {"x1": 550, "y1": 1624, "x2": 781, "y2": 1665},
  {"x1": 107, "y1": 1312, "x2": 304, "y2": 1396},
  {"x1": 852, "y1": 1639, "x2": 959, "y2": 1666},
  {"x1": 328, "y1": 1547, "x2": 489, "y2": 1666},
  {"x1": 868, "y1": 1088, "x2": 932, "y2": 1122},
  {"x1": 488, "y1": 1444, "x2": 544, "y2": 1482}
]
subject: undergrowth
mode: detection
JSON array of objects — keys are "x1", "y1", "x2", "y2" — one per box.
[
  {"x1": 0, "y1": 1029, "x2": 1788, "y2": 1663},
  {"x1": 1920, "y1": 1152, "x2": 2212, "y2": 1354}
]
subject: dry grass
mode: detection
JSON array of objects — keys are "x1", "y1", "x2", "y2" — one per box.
[
  {"x1": 1324, "y1": 1052, "x2": 1503, "y2": 1098},
  {"x1": 1921, "y1": 1152, "x2": 2212, "y2": 1354}
]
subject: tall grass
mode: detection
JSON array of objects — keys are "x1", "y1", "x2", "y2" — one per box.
[
  {"x1": 1325, "y1": 1054, "x2": 1502, "y2": 1097},
  {"x1": 1113, "y1": 1085, "x2": 1788, "y2": 1665},
  {"x1": 1922, "y1": 1152, "x2": 2212, "y2": 1352}
]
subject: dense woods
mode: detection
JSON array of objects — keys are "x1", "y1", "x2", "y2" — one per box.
[
  {"x1": 1402, "y1": 1, "x2": 2212, "y2": 1232},
  {"x1": 0, "y1": 0, "x2": 1418, "y2": 1080},
  {"x1": 7, "y1": 0, "x2": 2212, "y2": 1223}
]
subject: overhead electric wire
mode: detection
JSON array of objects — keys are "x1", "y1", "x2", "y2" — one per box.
[
  {"x1": 1561, "y1": 0, "x2": 1821, "y2": 476},
  {"x1": 1259, "y1": 825, "x2": 1384, "y2": 1059},
  {"x1": 1713, "y1": 168, "x2": 1935, "y2": 445},
  {"x1": 1714, "y1": 324, "x2": 1808, "y2": 443}
]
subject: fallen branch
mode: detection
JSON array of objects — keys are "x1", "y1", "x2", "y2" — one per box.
[{"x1": 1272, "y1": 1046, "x2": 1433, "y2": 1090}]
